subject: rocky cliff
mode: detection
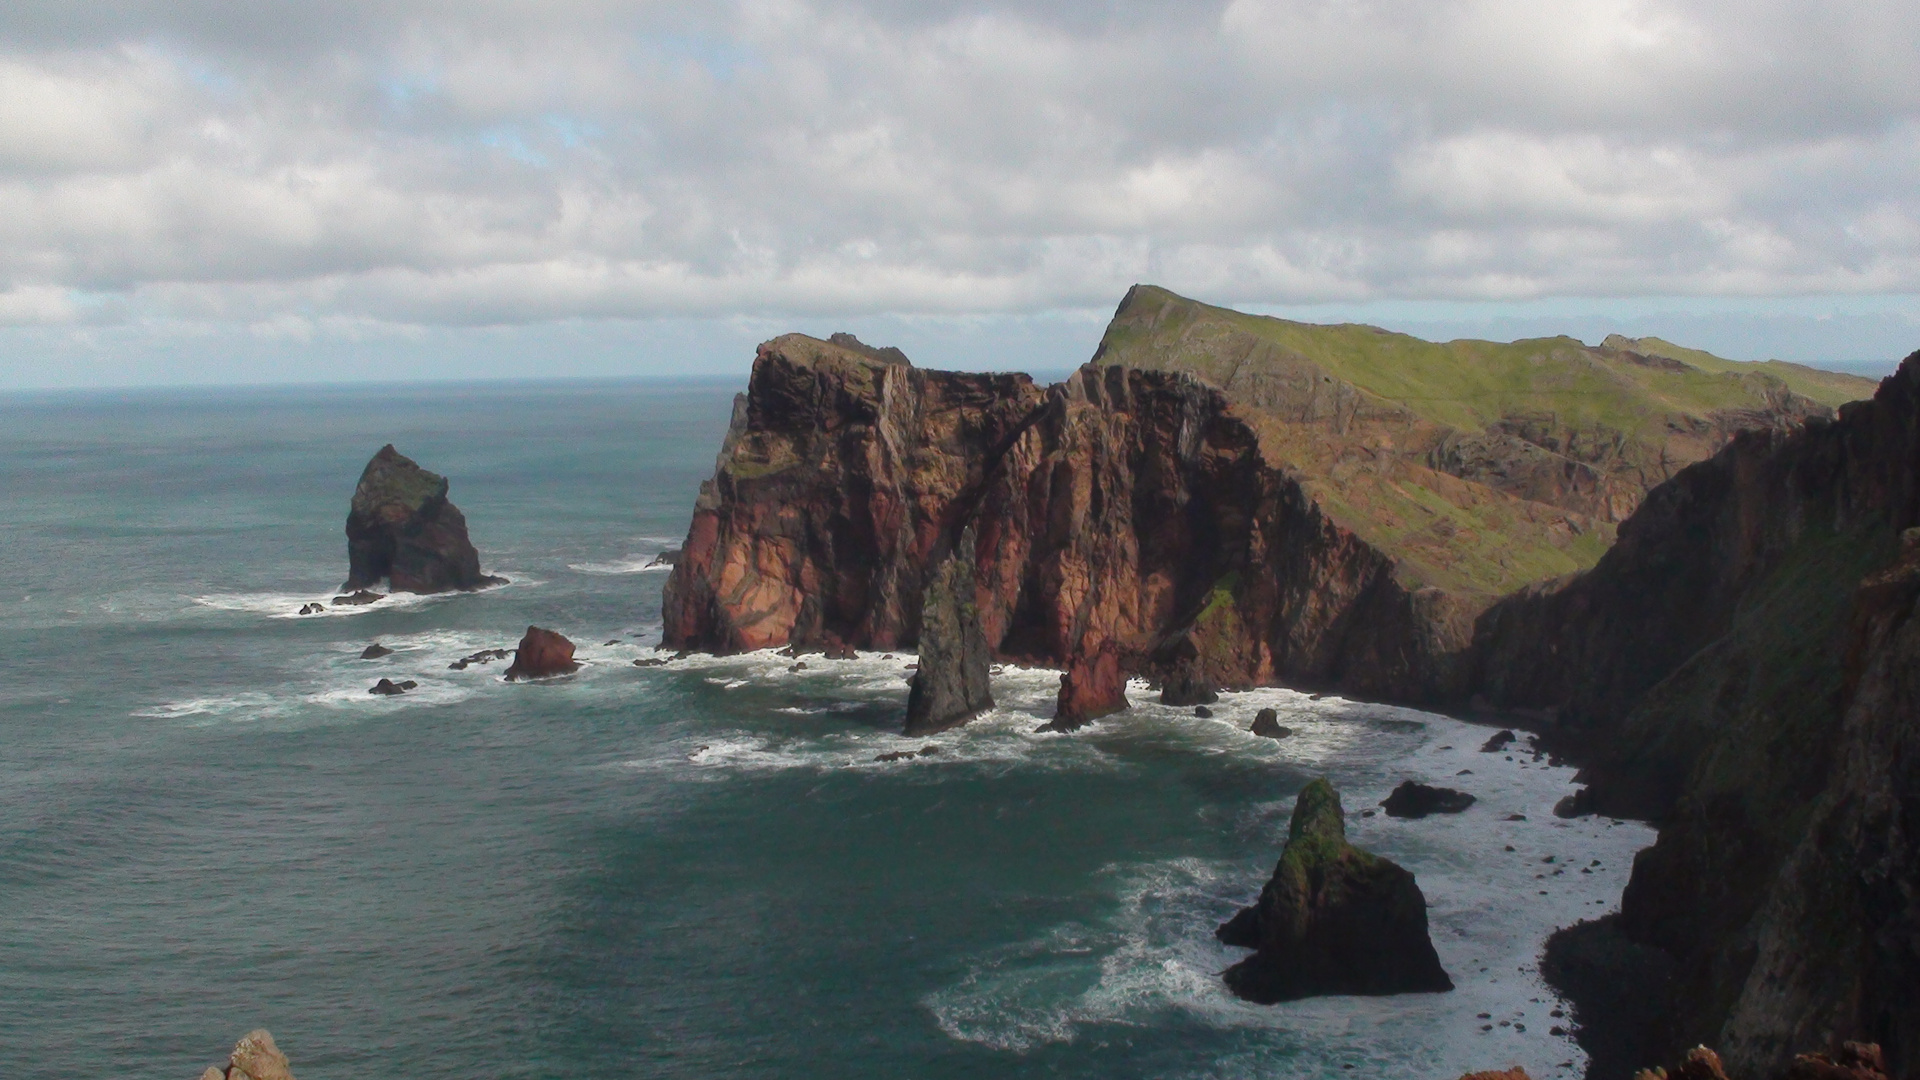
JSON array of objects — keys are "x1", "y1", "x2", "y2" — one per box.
[
  {"x1": 1467, "y1": 355, "x2": 1920, "y2": 1079},
  {"x1": 661, "y1": 331, "x2": 1482, "y2": 705},
  {"x1": 903, "y1": 526, "x2": 994, "y2": 735},
  {"x1": 344, "y1": 444, "x2": 504, "y2": 593},
  {"x1": 663, "y1": 291, "x2": 1862, "y2": 712}
]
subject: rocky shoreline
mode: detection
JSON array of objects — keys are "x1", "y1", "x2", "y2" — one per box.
[{"x1": 656, "y1": 318, "x2": 1920, "y2": 1078}]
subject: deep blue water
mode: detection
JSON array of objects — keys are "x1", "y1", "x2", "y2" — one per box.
[{"x1": 0, "y1": 380, "x2": 1651, "y2": 1080}]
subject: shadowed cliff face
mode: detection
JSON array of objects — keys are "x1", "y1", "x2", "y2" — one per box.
[
  {"x1": 1467, "y1": 356, "x2": 1920, "y2": 1079},
  {"x1": 661, "y1": 335, "x2": 1475, "y2": 701}
]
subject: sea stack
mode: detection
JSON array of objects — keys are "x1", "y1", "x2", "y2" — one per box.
[
  {"x1": 504, "y1": 626, "x2": 580, "y2": 680},
  {"x1": 1045, "y1": 642, "x2": 1129, "y2": 732},
  {"x1": 903, "y1": 528, "x2": 994, "y2": 736},
  {"x1": 343, "y1": 444, "x2": 505, "y2": 593},
  {"x1": 1216, "y1": 778, "x2": 1453, "y2": 1002}
]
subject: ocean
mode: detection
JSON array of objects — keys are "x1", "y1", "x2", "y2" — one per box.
[{"x1": 0, "y1": 379, "x2": 1652, "y2": 1080}]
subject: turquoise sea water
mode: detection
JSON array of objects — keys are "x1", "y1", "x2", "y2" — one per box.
[{"x1": 0, "y1": 380, "x2": 1652, "y2": 1080}]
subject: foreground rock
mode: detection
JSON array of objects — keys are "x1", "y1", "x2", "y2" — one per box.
[
  {"x1": 1380, "y1": 780, "x2": 1476, "y2": 818},
  {"x1": 344, "y1": 444, "x2": 505, "y2": 594},
  {"x1": 1216, "y1": 778, "x2": 1453, "y2": 1002},
  {"x1": 504, "y1": 626, "x2": 579, "y2": 680},
  {"x1": 197, "y1": 1029, "x2": 295, "y2": 1080},
  {"x1": 903, "y1": 528, "x2": 994, "y2": 736},
  {"x1": 1045, "y1": 643, "x2": 1128, "y2": 732}
]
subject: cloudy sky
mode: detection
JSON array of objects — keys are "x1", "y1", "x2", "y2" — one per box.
[{"x1": 4, "y1": 0, "x2": 1919, "y2": 388}]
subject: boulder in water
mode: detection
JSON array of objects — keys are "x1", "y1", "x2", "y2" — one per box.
[
  {"x1": 904, "y1": 528, "x2": 994, "y2": 736},
  {"x1": 504, "y1": 626, "x2": 580, "y2": 680},
  {"x1": 360, "y1": 643, "x2": 392, "y2": 659},
  {"x1": 1251, "y1": 707, "x2": 1292, "y2": 739},
  {"x1": 368, "y1": 678, "x2": 416, "y2": 695},
  {"x1": 1381, "y1": 780, "x2": 1476, "y2": 818},
  {"x1": 343, "y1": 444, "x2": 506, "y2": 594},
  {"x1": 1480, "y1": 729, "x2": 1517, "y2": 752},
  {"x1": 197, "y1": 1028, "x2": 297, "y2": 1080},
  {"x1": 330, "y1": 589, "x2": 383, "y2": 607},
  {"x1": 1216, "y1": 778, "x2": 1453, "y2": 1002}
]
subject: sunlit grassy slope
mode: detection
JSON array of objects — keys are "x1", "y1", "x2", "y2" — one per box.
[{"x1": 1089, "y1": 286, "x2": 1879, "y2": 597}]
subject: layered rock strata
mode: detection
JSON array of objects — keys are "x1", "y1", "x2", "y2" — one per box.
[
  {"x1": 903, "y1": 527, "x2": 994, "y2": 735},
  {"x1": 1215, "y1": 777, "x2": 1453, "y2": 1002},
  {"x1": 344, "y1": 444, "x2": 504, "y2": 593}
]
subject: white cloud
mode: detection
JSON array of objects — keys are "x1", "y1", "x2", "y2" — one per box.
[{"x1": 0, "y1": 0, "x2": 1914, "y2": 338}]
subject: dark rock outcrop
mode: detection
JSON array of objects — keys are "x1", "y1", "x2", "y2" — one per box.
[
  {"x1": 504, "y1": 626, "x2": 579, "y2": 680},
  {"x1": 1251, "y1": 707, "x2": 1291, "y2": 739},
  {"x1": 1380, "y1": 780, "x2": 1476, "y2": 818},
  {"x1": 331, "y1": 589, "x2": 382, "y2": 607},
  {"x1": 344, "y1": 444, "x2": 505, "y2": 594},
  {"x1": 197, "y1": 1029, "x2": 296, "y2": 1080},
  {"x1": 1046, "y1": 642, "x2": 1129, "y2": 732},
  {"x1": 1480, "y1": 729, "x2": 1516, "y2": 752},
  {"x1": 360, "y1": 643, "x2": 392, "y2": 659},
  {"x1": 1158, "y1": 657, "x2": 1219, "y2": 705},
  {"x1": 904, "y1": 528, "x2": 994, "y2": 735},
  {"x1": 1216, "y1": 778, "x2": 1453, "y2": 1002},
  {"x1": 368, "y1": 678, "x2": 416, "y2": 695}
]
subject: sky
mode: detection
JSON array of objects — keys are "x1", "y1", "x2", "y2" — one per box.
[{"x1": 3, "y1": 0, "x2": 1919, "y2": 389}]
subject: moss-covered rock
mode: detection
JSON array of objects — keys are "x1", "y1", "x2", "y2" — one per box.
[{"x1": 1217, "y1": 778, "x2": 1454, "y2": 1002}]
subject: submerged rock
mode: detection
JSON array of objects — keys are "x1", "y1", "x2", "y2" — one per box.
[
  {"x1": 1381, "y1": 780, "x2": 1476, "y2": 818},
  {"x1": 297, "y1": 603, "x2": 324, "y2": 615},
  {"x1": 904, "y1": 528, "x2": 994, "y2": 735},
  {"x1": 1044, "y1": 642, "x2": 1128, "y2": 732},
  {"x1": 197, "y1": 1029, "x2": 296, "y2": 1080},
  {"x1": 330, "y1": 589, "x2": 383, "y2": 607},
  {"x1": 360, "y1": 643, "x2": 392, "y2": 660},
  {"x1": 368, "y1": 678, "x2": 416, "y2": 695},
  {"x1": 344, "y1": 444, "x2": 506, "y2": 594},
  {"x1": 504, "y1": 626, "x2": 580, "y2": 680},
  {"x1": 1480, "y1": 729, "x2": 1517, "y2": 752},
  {"x1": 1216, "y1": 778, "x2": 1453, "y2": 1002}
]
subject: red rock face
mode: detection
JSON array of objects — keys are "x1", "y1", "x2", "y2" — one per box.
[
  {"x1": 663, "y1": 336, "x2": 1473, "y2": 703},
  {"x1": 1046, "y1": 643, "x2": 1129, "y2": 731},
  {"x1": 504, "y1": 626, "x2": 579, "y2": 680}
]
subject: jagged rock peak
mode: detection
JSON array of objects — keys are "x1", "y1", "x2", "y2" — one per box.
[
  {"x1": 904, "y1": 527, "x2": 994, "y2": 736},
  {"x1": 1216, "y1": 777, "x2": 1453, "y2": 1002},
  {"x1": 344, "y1": 444, "x2": 504, "y2": 594},
  {"x1": 196, "y1": 1029, "x2": 295, "y2": 1080}
]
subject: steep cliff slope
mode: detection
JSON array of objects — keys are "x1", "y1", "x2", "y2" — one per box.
[{"x1": 1468, "y1": 356, "x2": 1920, "y2": 1079}]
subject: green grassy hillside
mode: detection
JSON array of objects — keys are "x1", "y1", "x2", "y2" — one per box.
[{"x1": 1089, "y1": 285, "x2": 1878, "y2": 597}]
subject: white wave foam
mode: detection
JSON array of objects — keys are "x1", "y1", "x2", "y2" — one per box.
[
  {"x1": 191, "y1": 577, "x2": 527, "y2": 621},
  {"x1": 568, "y1": 556, "x2": 673, "y2": 575},
  {"x1": 920, "y1": 705, "x2": 1655, "y2": 1078}
]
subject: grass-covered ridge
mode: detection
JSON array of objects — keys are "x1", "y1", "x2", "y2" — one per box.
[{"x1": 1089, "y1": 285, "x2": 1878, "y2": 597}]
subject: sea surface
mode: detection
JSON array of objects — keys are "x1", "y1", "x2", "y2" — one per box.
[{"x1": 0, "y1": 380, "x2": 1653, "y2": 1080}]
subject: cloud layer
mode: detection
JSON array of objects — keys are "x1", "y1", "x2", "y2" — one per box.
[{"x1": 2, "y1": 0, "x2": 1918, "y2": 330}]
